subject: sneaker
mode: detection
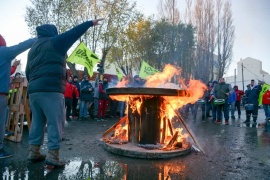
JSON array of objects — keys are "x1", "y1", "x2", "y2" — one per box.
[
  {"x1": 0, "y1": 149, "x2": 12, "y2": 159},
  {"x1": 215, "y1": 120, "x2": 221, "y2": 124},
  {"x1": 231, "y1": 116, "x2": 236, "y2": 120},
  {"x1": 225, "y1": 120, "x2": 229, "y2": 125}
]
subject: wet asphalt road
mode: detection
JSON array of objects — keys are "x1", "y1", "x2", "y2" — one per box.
[{"x1": 1, "y1": 108, "x2": 270, "y2": 180}]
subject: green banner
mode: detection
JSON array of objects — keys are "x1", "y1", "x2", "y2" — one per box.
[
  {"x1": 259, "y1": 83, "x2": 270, "y2": 105},
  {"x1": 138, "y1": 61, "x2": 159, "y2": 79},
  {"x1": 67, "y1": 42, "x2": 100, "y2": 77}
]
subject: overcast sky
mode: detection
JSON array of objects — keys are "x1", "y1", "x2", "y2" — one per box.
[{"x1": 1, "y1": 0, "x2": 269, "y2": 77}]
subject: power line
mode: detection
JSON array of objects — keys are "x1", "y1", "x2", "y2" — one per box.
[{"x1": 242, "y1": 64, "x2": 263, "y2": 80}]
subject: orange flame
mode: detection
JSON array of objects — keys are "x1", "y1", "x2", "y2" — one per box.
[{"x1": 107, "y1": 64, "x2": 207, "y2": 148}]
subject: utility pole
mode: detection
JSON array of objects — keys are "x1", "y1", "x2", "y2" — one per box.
[
  {"x1": 172, "y1": 0, "x2": 175, "y2": 25},
  {"x1": 234, "y1": 68, "x2": 236, "y2": 86},
  {"x1": 241, "y1": 63, "x2": 244, "y2": 91}
]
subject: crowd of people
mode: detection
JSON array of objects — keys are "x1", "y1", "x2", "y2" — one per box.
[
  {"x1": 1, "y1": 20, "x2": 270, "y2": 171},
  {"x1": 183, "y1": 77, "x2": 270, "y2": 128}
]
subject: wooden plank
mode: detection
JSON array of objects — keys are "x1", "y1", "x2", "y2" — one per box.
[
  {"x1": 5, "y1": 77, "x2": 27, "y2": 143},
  {"x1": 102, "y1": 116, "x2": 127, "y2": 139}
]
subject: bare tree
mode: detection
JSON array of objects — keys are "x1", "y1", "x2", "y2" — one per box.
[
  {"x1": 193, "y1": 0, "x2": 216, "y2": 82},
  {"x1": 25, "y1": 0, "x2": 141, "y2": 77},
  {"x1": 186, "y1": 0, "x2": 234, "y2": 82},
  {"x1": 157, "y1": 0, "x2": 180, "y2": 24},
  {"x1": 216, "y1": 0, "x2": 234, "y2": 79}
]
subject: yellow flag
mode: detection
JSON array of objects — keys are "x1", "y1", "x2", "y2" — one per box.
[
  {"x1": 67, "y1": 42, "x2": 100, "y2": 77},
  {"x1": 116, "y1": 67, "x2": 123, "y2": 81},
  {"x1": 259, "y1": 83, "x2": 270, "y2": 105},
  {"x1": 139, "y1": 61, "x2": 159, "y2": 79}
]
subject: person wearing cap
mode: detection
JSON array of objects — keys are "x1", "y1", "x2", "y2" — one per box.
[
  {"x1": 0, "y1": 34, "x2": 36, "y2": 159},
  {"x1": 25, "y1": 18, "x2": 104, "y2": 167}
]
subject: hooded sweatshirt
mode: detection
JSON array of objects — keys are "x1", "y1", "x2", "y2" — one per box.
[
  {"x1": 234, "y1": 85, "x2": 244, "y2": 102},
  {"x1": 0, "y1": 35, "x2": 35, "y2": 94},
  {"x1": 26, "y1": 21, "x2": 94, "y2": 94}
]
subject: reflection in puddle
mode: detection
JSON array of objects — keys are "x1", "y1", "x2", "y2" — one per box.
[{"x1": 0, "y1": 158, "x2": 189, "y2": 179}]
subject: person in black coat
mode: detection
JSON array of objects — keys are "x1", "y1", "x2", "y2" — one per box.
[{"x1": 25, "y1": 18, "x2": 104, "y2": 167}]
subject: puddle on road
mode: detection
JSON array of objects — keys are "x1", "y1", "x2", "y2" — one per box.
[{"x1": 1, "y1": 157, "x2": 189, "y2": 179}]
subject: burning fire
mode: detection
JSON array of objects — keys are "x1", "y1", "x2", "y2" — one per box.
[{"x1": 104, "y1": 64, "x2": 207, "y2": 150}]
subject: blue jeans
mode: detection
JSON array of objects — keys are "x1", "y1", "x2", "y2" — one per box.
[
  {"x1": 212, "y1": 103, "x2": 217, "y2": 121},
  {"x1": 263, "y1": 104, "x2": 270, "y2": 119},
  {"x1": 79, "y1": 100, "x2": 90, "y2": 118},
  {"x1": 216, "y1": 101, "x2": 229, "y2": 121},
  {"x1": 229, "y1": 102, "x2": 235, "y2": 117},
  {"x1": 0, "y1": 95, "x2": 7, "y2": 150}
]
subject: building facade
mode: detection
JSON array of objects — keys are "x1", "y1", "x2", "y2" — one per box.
[{"x1": 225, "y1": 57, "x2": 270, "y2": 90}]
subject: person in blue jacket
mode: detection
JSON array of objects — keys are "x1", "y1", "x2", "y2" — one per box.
[
  {"x1": 228, "y1": 85, "x2": 236, "y2": 119},
  {"x1": 25, "y1": 18, "x2": 103, "y2": 167},
  {"x1": 0, "y1": 34, "x2": 36, "y2": 158},
  {"x1": 243, "y1": 79, "x2": 262, "y2": 124}
]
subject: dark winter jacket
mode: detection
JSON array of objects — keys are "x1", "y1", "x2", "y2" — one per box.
[
  {"x1": 26, "y1": 21, "x2": 94, "y2": 94},
  {"x1": 211, "y1": 82, "x2": 232, "y2": 99},
  {"x1": 245, "y1": 85, "x2": 262, "y2": 105},
  {"x1": 80, "y1": 80, "x2": 93, "y2": 101},
  {"x1": 0, "y1": 38, "x2": 35, "y2": 94}
]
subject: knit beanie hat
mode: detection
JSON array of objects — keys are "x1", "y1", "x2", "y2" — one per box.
[{"x1": 0, "y1": 34, "x2": 6, "y2": 46}]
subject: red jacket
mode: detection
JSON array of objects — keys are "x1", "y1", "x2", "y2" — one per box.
[
  {"x1": 11, "y1": 66, "x2": 16, "y2": 75},
  {"x1": 234, "y1": 85, "x2": 244, "y2": 102},
  {"x1": 262, "y1": 90, "x2": 270, "y2": 105},
  {"x1": 64, "y1": 82, "x2": 79, "y2": 99}
]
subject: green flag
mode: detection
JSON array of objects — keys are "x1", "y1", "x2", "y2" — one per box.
[
  {"x1": 67, "y1": 42, "x2": 100, "y2": 77},
  {"x1": 259, "y1": 83, "x2": 270, "y2": 105},
  {"x1": 138, "y1": 61, "x2": 159, "y2": 79},
  {"x1": 116, "y1": 67, "x2": 123, "y2": 81}
]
